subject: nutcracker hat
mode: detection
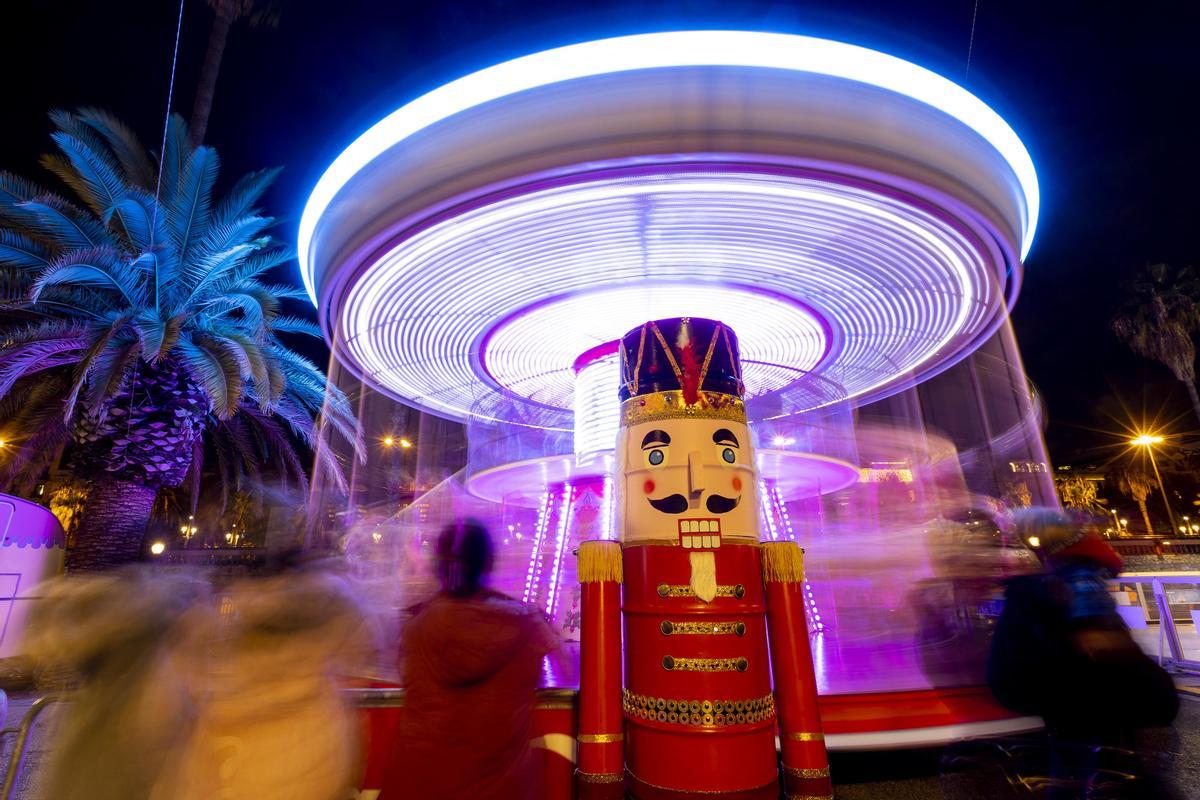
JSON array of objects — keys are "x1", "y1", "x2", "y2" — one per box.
[{"x1": 617, "y1": 317, "x2": 745, "y2": 428}]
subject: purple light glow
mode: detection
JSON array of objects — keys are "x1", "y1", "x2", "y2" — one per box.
[
  {"x1": 759, "y1": 479, "x2": 780, "y2": 541},
  {"x1": 340, "y1": 170, "x2": 1002, "y2": 424},
  {"x1": 544, "y1": 484, "x2": 575, "y2": 618}
]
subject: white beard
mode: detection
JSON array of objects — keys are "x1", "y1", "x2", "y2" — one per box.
[{"x1": 689, "y1": 551, "x2": 717, "y2": 603}]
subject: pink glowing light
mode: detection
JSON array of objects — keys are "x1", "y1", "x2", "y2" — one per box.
[
  {"x1": 522, "y1": 491, "x2": 553, "y2": 603},
  {"x1": 544, "y1": 484, "x2": 575, "y2": 618}
]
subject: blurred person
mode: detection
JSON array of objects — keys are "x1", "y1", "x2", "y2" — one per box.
[
  {"x1": 26, "y1": 569, "x2": 205, "y2": 800},
  {"x1": 158, "y1": 550, "x2": 376, "y2": 800},
  {"x1": 987, "y1": 508, "x2": 1180, "y2": 798},
  {"x1": 379, "y1": 519, "x2": 559, "y2": 800}
]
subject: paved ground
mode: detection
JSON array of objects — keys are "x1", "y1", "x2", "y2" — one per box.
[
  {"x1": 829, "y1": 691, "x2": 1200, "y2": 799},
  {"x1": 2, "y1": 683, "x2": 1197, "y2": 799}
]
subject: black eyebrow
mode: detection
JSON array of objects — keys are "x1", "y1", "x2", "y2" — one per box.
[
  {"x1": 641, "y1": 430, "x2": 671, "y2": 448},
  {"x1": 713, "y1": 428, "x2": 739, "y2": 447}
]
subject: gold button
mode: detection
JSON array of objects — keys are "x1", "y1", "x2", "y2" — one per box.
[
  {"x1": 736, "y1": 657, "x2": 748, "y2": 672},
  {"x1": 660, "y1": 620, "x2": 673, "y2": 635},
  {"x1": 734, "y1": 584, "x2": 746, "y2": 599},
  {"x1": 735, "y1": 622, "x2": 746, "y2": 636},
  {"x1": 662, "y1": 655, "x2": 675, "y2": 671}
]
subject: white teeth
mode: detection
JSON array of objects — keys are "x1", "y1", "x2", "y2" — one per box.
[
  {"x1": 701, "y1": 535, "x2": 712, "y2": 548},
  {"x1": 682, "y1": 536, "x2": 693, "y2": 548},
  {"x1": 712, "y1": 536, "x2": 721, "y2": 548},
  {"x1": 690, "y1": 521, "x2": 701, "y2": 533},
  {"x1": 698, "y1": 521, "x2": 711, "y2": 533}
]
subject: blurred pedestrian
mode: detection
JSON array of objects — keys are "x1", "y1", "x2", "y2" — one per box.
[
  {"x1": 26, "y1": 570, "x2": 204, "y2": 800},
  {"x1": 158, "y1": 551, "x2": 376, "y2": 800},
  {"x1": 380, "y1": 519, "x2": 559, "y2": 800},
  {"x1": 988, "y1": 508, "x2": 1179, "y2": 798}
]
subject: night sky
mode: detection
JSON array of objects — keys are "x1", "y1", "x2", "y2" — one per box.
[{"x1": 5, "y1": 0, "x2": 1199, "y2": 462}]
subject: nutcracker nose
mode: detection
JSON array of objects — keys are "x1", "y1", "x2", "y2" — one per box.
[{"x1": 688, "y1": 451, "x2": 705, "y2": 495}]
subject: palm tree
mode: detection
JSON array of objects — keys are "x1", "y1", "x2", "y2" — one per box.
[
  {"x1": 0, "y1": 109, "x2": 358, "y2": 571},
  {"x1": 1116, "y1": 467, "x2": 1157, "y2": 536},
  {"x1": 1055, "y1": 475, "x2": 1105, "y2": 513},
  {"x1": 191, "y1": 0, "x2": 281, "y2": 146},
  {"x1": 1112, "y1": 263, "x2": 1200, "y2": 424}
]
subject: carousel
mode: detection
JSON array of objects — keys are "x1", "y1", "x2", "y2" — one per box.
[{"x1": 300, "y1": 30, "x2": 1051, "y2": 797}]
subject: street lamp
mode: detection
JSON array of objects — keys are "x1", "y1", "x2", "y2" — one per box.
[
  {"x1": 1130, "y1": 433, "x2": 1177, "y2": 536},
  {"x1": 383, "y1": 435, "x2": 395, "y2": 447}
]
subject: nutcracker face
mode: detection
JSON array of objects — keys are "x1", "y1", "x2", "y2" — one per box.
[{"x1": 618, "y1": 414, "x2": 759, "y2": 546}]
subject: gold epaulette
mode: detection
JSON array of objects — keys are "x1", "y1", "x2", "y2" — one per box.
[
  {"x1": 577, "y1": 539, "x2": 623, "y2": 584},
  {"x1": 761, "y1": 541, "x2": 806, "y2": 584}
]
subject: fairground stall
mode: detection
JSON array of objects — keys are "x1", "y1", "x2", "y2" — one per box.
[{"x1": 299, "y1": 30, "x2": 1053, "y2": 796}]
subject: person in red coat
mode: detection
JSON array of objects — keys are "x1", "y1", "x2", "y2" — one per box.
[{"x1": 380, "y1": 519, "x2": 558, "y2": 800}]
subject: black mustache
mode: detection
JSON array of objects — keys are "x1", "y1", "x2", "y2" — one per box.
[
  {"x1": 647, "y1": 494, "x2": 742, "y2": 514},
  {"x1": 648, "y1": 494, "x2": 689, "y2": 514},
  {"x1": 706, "y1": 494, "x2": 741, "y2": 514}
]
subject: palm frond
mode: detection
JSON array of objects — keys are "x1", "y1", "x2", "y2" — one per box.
[
  {"x1": 45, "y1": 131, "x2": 135, "y2": 241},
  {"x1": 158, "y1": 114, "x2": 193, "y2": 208},
  {"x1": 0, "y1": 172, "x2": 52, "y2": 210},
  {"x1": 76, "y1": 108, "x2": 156, "y2": 189},
  {"x1": 0, "y1": 230, "x2": 52, "y2": 271},
  {"x1": 32, "y1": 247, "x2": 147, "y2": 308},
  {"x1": 0, "y1": 321, "x2": 89, "y2": 401},
  {"x1": 133, "y1": 311, "x2": 184, "y2": 363},
  {"x1": 14, "y1": 194, "x2": 115, "y2": 250},
  {"x1": 168, "y1": 146, "x2": 220, "y2": 267},
  {"x1": 198, "y1": 166, "x2": 280, "y2": 252},
  {"x1": 175, "y1": 332, "x2": 243, "y2": 417},
  {"x1": 269, "y1": 315, "x2": 323, "y2": 338},
  {"x1": 60, "y1": 313, "x2": 134, "y2": 421}
]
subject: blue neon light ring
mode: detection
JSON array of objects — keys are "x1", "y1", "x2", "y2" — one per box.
[{"x1": 298, "y1": 30, "x2": 1040, "y2": 304}]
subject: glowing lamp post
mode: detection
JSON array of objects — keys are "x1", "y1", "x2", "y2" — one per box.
[{"x1": 1130, "y1": 434, "x2": 1177, "y2": 536}]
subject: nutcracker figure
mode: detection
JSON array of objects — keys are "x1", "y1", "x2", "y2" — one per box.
[{"x1": 576, "y1": 317, "x2": 831, "y2": 799}]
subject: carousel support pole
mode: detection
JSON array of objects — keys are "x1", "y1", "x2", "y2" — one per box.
[
  {"x1": 761, "y1": 542, "x2": 832, "y2": 800},
  {"x1": 576, "y1": 539, "x2": 625, "y2": 797}
]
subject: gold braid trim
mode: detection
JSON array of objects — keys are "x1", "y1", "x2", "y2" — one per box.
[
  {"x1": 657, "y1": 583, "x2": 745, "y2": 599},
  {"x1": 623, "y1": 688, "x2": 775, "y2": 727},
  {"x1": 577, "y1": 732, "x2": 624, "y2": 744},
  {"x1": 621, "y1": 390, "x2": 746, "y2": 427},
  {"x1": 784, "y1": 731, "x2": 824, "y2": 742},
  {"x1": 576, "y1": 770, "x2": 624, "y2": 784},
  {"x1": 578, "y1": 540, "x2": 623, "y2": 584},
  {"x1": 784, "y1": 766, "x2": 831, "y2": 779},
  {"x1": 761, "y1": 541, "x2": 806, "y2": 584},
  {"x1": 662, "y1": 655, "x2": 748, "y2": 672},
  {"x1": 786, "y1": 795, "x2": 835, "y2": 800}
]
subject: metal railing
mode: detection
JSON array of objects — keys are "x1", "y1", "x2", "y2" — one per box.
[
  {"x1": 1114, "y1": 572, "x2": 1200, "y2": 675},
  {"x1": 0, "y1": 695, "x2": 58, "y2": 800}
]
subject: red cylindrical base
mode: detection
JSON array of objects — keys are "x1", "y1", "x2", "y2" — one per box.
[{"x1": 623, "y1": 543, "x2": 780, "y2": 795}]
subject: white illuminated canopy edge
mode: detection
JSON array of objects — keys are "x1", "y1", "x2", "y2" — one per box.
[{"x1": 299, "y1": 30, "x2": 1040, "y2": 304}]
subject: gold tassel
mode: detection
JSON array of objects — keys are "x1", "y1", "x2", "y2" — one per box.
[
  {"x1": 689, "y1": 551, "x2": 717, "y2": 602},
  {"x1": 761, "y1": 541, "x2": 806, "y2": 584},
  {"x1": 578, "y1": 539, "x2": 623, "y2": 584}
]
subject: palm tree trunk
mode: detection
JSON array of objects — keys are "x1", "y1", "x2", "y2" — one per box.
[
  {"x1": 190, "y1": 0, "x2": 235, "y2": 146},
  {"x1": 1184, "y1": 379, "x2": 1200, "y2": 427},
  {"x1": 1137, "y1": 499, "x2": 1154, "y2": 536},
  {"x1": 67, "y1": 477, "x2": 158, "y2": 572}
]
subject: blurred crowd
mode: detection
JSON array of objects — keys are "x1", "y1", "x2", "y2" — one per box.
[{"x1": 25, "y1": 553, "x2": 377, "y2": 800}]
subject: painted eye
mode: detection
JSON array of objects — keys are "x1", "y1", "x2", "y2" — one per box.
[
  {"x1": 721, "y1": 447, "x2": 736, "y2": 464},
  {"x1": 646, "y1": 448, "x2": 666, "y2": 467}
]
